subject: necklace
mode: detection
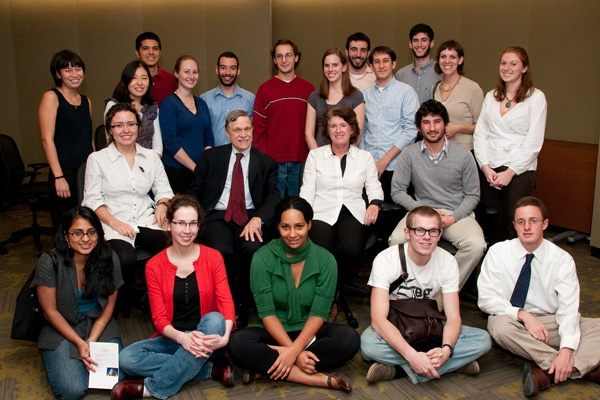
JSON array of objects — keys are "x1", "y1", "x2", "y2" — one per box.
[
  {"x1": 175, "y1": 91, "x2": 196, "y2": 111},
  {"x1": 505, "y1": 93, "x2": 516, "y2": 108},
  {"x1": 440, "y1": 76, "x2": 461, "y2": 93}
]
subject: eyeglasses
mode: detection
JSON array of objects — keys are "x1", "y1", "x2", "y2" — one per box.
[
  {"x1": 110, "y1": 122, "x2": 138, "y2": 132},
  {"x1": 229, "y1": 127, "x2": 253, "y2": 134},
  {"x1": 514, "y1": 218, "x2": 544, "y2": 226},
  {"x1": 67, "y1": 229, "x2": 98, "y2": 239},
  {"x1": 171, "y1": 221, "x2": 199, "y2": 229},
  {"x1": 409, "y1": 227, "x2": 441, "y2": 237},
  {"x1": 275, "y1": 53, "x2": 295, "y2": 60}
]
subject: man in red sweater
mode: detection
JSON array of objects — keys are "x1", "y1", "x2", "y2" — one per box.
[{"x1": 253, "y1": 39, "x2": 314, "y2": 198}]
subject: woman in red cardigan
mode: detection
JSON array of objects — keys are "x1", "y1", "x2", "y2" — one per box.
[{"x1": 112, "y1": 195, "x2": 236, "y2": 400}]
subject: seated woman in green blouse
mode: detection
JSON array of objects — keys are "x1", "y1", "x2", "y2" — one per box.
[{"x1": 227, "y1": 196, "x2": 359, "y2": 393}]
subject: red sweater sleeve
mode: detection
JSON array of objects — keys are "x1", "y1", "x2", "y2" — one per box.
[
  {"x1": 197, "y1": 246, "x2": 236, "y2": 329},
  {"x1": 146, "y1": 246, "x2": 237, "y2": 337}
]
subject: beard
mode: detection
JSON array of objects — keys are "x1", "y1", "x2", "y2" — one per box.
[
  {"x1": 412, "y1": 46, "x2": 431, "y2": 60},
  {"x1": 349, "y1": 56, "x2": 367, "y2": 70},
  {"x1": 219, "y1": 75, "x2": 237, "y2": 87},
  {"x1": 424, "y1": 131, "x2": 444, "y2": 144}
]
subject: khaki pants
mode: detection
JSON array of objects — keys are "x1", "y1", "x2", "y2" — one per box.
[{"x1": 488, "y1": 314, "x2": 600, "y2": 377}]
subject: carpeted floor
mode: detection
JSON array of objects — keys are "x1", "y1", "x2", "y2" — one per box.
[{"x1": 1, "y1": 204, "x2": 599, "y2": 399}]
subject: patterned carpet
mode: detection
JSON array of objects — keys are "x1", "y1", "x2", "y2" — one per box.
[{"x1": 1, "y1": 204, "x2": 599, "y2": 399}]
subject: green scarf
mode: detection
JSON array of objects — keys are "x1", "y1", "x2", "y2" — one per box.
[{"x1": 266, "y1": 238, "x2": 314, "y2": 325}]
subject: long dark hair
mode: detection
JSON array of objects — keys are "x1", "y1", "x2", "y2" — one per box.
[
  {"x1": 112, "y1": 60, "x2": 154, "y2": 106},
  {"x1": 55, "y1": 206, "x2": 116, "y2": 298}
]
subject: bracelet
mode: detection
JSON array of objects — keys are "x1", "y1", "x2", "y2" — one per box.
[
  {"x1": 54, "y1": 175, "x2": 65, "y2": 180},
  {"x1": 442, "y1": 343, "x2": 454, "y2": 357},
  {"x1": 95, "y1": 320, "x2": 107, "y2": 327},
  {"x1": 157, "y1": 201, "x2": 169, "y2": 208}
]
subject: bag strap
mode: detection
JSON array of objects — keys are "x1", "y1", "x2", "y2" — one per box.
[
  {"x1": 48, "y1": 250, "x2": 59, "y2": 273},
  {"x1": 389, "y1": 244, "x2": 409, "y2": 294},
  {"x1": 432, "y1": 80, "x2": 441, "y2": 100}
]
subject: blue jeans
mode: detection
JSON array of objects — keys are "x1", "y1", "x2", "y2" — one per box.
[
  {"x1": 119, "y1": 312, "x2": 226, "y2": 400},
  {"x1": 361, "y1": 324, "x2": 491, "y2": 384},
  {"x1": 277, "y1": 162, "x2": 301, "y2": 197},
  {"x1": 42, "y1": 337, "x2": 123, "y2": 400}
]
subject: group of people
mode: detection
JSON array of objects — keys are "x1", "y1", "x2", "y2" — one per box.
[{"x1": 30, "y1": 23, "x2": 600, "y2": 400}]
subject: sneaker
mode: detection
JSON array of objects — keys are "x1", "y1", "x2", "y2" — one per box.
[
  {"x1": 458, "y1": 361, "x2": 480, "y2": 376},
  {"x1": 366, "y1": 362, "x2": 396, "y2": 383}
]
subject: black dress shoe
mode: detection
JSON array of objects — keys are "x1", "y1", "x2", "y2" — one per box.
[
  {"x1": 111, "y1": 379, "x2": 144, "y2": 400},
  {"x1": 211, "y1": 359, "x2": 234, "y2": 387}
]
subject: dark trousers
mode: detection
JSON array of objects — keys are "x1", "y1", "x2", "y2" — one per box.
[
  {"x1": 380, "y1": 170, "x2": 394, "y2": 204},
  {"x1": 309, "y1": 206, "x2": 365, "y2": 287},
  {"x1": 227, "y1": 323, "x2": 360, "y2": 375},
  {"x1": 478, "y1": 166, "x2": 536, "y2": 245},
  {"x1": 108, "y1": 227, "x2": 169, "y2": 288},
  {"x1": 201, "y1": 210, "x2": 264, "y2": 308},
  {"x1": 164, "y1": 165, "x2": 194, "y2": 195}
]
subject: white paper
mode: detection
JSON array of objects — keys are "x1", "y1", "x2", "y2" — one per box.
[{"x1": 88, "y1": 342, "x2": 120, "y2": 390}]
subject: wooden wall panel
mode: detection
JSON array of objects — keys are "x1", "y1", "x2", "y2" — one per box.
[{"x1": 534, "y1": 140, "x2": 598, "y2": 233}]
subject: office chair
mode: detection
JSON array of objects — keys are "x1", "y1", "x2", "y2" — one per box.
[
  {"x1": 0, "y1": 134, "x2": 53, "y2": 255},
  {"x1": 94, "y1": 124, "x2": 108, "y2": 151}
]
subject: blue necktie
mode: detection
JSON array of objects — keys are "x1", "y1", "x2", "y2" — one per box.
[{"x1": 510, "y1": 253, "x2": 534, "y2": 308}]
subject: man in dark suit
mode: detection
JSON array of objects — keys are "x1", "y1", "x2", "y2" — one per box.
[{"x1": 187, "y1": 110, "x2": 280, "y2": 327}]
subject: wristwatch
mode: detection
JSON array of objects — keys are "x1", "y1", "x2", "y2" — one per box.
[{"x1": 442, "y1": 343, "x2": 454, "y2": 357}]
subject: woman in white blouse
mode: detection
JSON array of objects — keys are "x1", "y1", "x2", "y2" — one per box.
[
  {"x1": 300, "y1": 106, "x2": 383, "y2": 321},
  {"x1": 83, "y1": 103, "x2": 173, "y2": 314},
  {"x1": 473, "y1": 46, "x2": 547, "y2": 243}
]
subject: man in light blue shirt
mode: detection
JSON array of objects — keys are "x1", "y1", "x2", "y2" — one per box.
[
  {"x1": 395, "y1": 24, "x2": 442, "y2": 104},
  {"x1": 201, "y1": 52, "x2": 255, "y2": 146},
  {"x1": 362, "y1": 46, "x2": 419, "y2": 202}
]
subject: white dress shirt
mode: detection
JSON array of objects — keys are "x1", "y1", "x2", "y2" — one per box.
[
  {"x1": 215, "y1": 146, "x2": 255, "y2": 210},
  {"x1": 473, "y1": 88, "x2": 547, "y2": 175},
  {"x1": 300, "y1": 145, "x2": 383, "y2": 225},
  {"x1": 83, "y1": 143, "x2": 174, "y2": 246},
  {"x1": 477, "y1": 238, "x2": 581, "y2": 351}
]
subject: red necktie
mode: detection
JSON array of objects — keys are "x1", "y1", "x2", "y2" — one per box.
[{"x1": 224, "y1": 153, "x2": 248, "y2": 226}]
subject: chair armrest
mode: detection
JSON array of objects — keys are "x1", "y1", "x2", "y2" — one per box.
[{"x1": 28, "y1": 162, "x2": 49, "y2": 171}]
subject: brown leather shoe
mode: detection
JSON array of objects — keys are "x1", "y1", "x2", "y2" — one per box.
[
  {"x1": 111, "y1": 379, "x2": 144, "y2": 400},
  {"x1": 583, "y1": 363, "x2": 600, "y2": 384},
  {"x1": 211, "y1": 359, "x2": 234, "y2": 387},
  {"x1": 323, "y1": 372, "x2": 352, "y2": 393},
  {"x1": 522, "y1": 364, "x2": 552, "y2": 397},
  {"x1": 242, "y1": 369, "x2": 263, "y2": 384}
]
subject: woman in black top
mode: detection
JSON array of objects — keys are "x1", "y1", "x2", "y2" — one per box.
[{"x1": 39, "y1": 50, "x2": 93, "y2": 230}]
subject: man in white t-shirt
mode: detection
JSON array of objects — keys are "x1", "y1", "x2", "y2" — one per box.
[{"x1": 361, "y1": 206, "x2": 491, "y2": 384}]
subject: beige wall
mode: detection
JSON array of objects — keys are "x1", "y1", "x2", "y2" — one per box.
[
  {"x1": 1, "y1": 0, "x2": 271, "y2": 165},
  {"x1": 3, "y1": 0, "x2": 600, "y2": 243}
]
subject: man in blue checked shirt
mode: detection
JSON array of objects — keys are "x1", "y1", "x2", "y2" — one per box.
[{"x1": 361, "y1": 46, "x2": 419, "y2": 202}]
